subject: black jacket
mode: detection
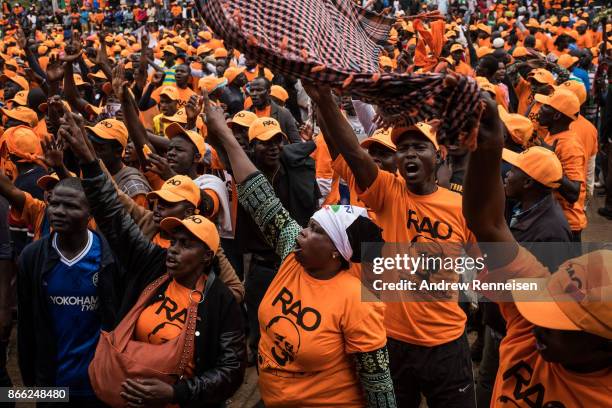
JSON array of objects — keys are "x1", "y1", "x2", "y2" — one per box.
[
  {"x1": 250, "y1": 102, "x2": 300, "y2": 143},
  {"x1": 80, "y1": 160, "x2": 246, "y2": 408},
  {"x1": 17, "y1": 230, "x2": 123, "y2": 387}
]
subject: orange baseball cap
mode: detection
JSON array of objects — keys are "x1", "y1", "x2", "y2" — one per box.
[
  {"x1": 223, "y1": 66, "x2": 246, "y2": 84},
  {"x1": 476, "y1": 47, "x2": 493, "y2": 58},
  {"x1": 160, "y1": 85, "x2": 179, "y2": 101},
  {"x1": 88, "y1": 70, "x2": 108, "y2": 81},
  {"x1": 2, "y1": 125, "x2": 42, "y2": 162},
  {"x1": 9, "y1": 90, "x2": 28, "y2": 106},
  {"x1": 73, "y1": 74, "x2": 88, "y2": 87},
  {"x1": 391, "y1": 122, "x2": 438, "y2": 150},
  {"x1": 512, "y1": 46, "x2": 528, "y2": 58},
  {"x1": 270, "y1": 85, "x2": 289, "y2": 103},
  {"x1": 1, "y1": 106, "x2": 38, "y2": 127},
  {"x1": 450, "y1": 43, "x2": 464, "y2": 53},
  {"x1": 557, "y1": 54, "x2": 579, "y2": 69},
  {"x1": 0, "y1": 74, "x2": 29, "y2": 91},
  {"x1": 477, "y1": 23, "x2": 492, "y2": 35},
  {"x1": 512, "y1": 250, "x2": 612, "y2": 340},
  {"x1": 37, "y1": 171, "x2": 77, "y2": 191},
  {"x1": 196, "y1": 44, "x2": 212, "y2": 56},
  {"x1": 37, "y1": 45, "x2": 49, "y2": 55},
  {"x1": 160, "y1": 215, "x2": 220, "y2": 254},
  {"x1": 163, "y1": 45, "x2": 177, "y2": 55},
  {"x1": 199, "y1": 76, "x2": 227, "y2": 94},
  {"x1": 502, "y1": 146, "x2": 562, "y2": 188},
  {"x1": 476, "y1": 77, "x2": 498, "y2": 97},
  {"x1": 86, "y1": 119, "x2": 129, "y2": 148},
  {"x1": 528, "y1": 68, "x2": 555, "y2": 85},
  {"x1": 147, "y1": 175, "x2": 201, "y2": 207},
  {"x1": 361, "y1": 128, "x2": 397, "y2": 152},
  {"x1": 534, "y1": 88, "x2": 580, "y2": 119},
  {"x1": 558, "y1": 80, "x2": 586, "y2": 106},
  {"x1": 248, "y1": 117, "x2": 287, "y2": 142},
  {"x1": 161, "y1": 108, "x2": 188, "y2": 124},
  {"x1": 229, "y1": 110, "x2": 257, "y2": 128},
  {"x1": 213, "y1": 48, "x2": 228, "y2": 58},
  {"x1": 498, "y1": 106, "x2": 534, "y2": 146},
  {"x1": 165, "y1": 122, "x2": 206, "y2": 156}
]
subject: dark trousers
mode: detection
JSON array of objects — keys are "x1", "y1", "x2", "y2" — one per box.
[
  {"x1": 387, "y1": 332, "x2": 476, "y2": 408},
  {"x1": 245, "y1": 260, "x2": 277, "y2": 357},
  {"x1": 0, "y1": 340, "x2": 13, "y2": 408},
  {"x1": 606, "y1": 143, "x2": 612, "y2": 209},
  {"x1": 476, "y1": 326, "x2": 503, "y2": 408}
]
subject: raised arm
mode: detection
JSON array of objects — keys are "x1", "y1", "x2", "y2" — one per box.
[
  {"x1": 304, "y1": 84, "x2": 378, "y2": 192},
  {"x1": 204, "y1": 95, "x2": 301, "y2": 260},
  {"x1": 58, "y1": 112, "x2": 164, "y2": 278},
  {"x1": 463, "y1": 96, "x2": 518, "y2": 269}
]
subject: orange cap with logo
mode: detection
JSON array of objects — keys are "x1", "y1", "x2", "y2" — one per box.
[
  {"x1": 165, "y1": 122, "x2": 206, "y2": 157},
  {"x1": 2, "y1": 125, "x2": 43, "y2": 162},
  {"x1": 9, "y1": 90, "x2": 28, "y2": 106},
  {"x1": 512, "y1": 250, "x2": 612, "y2": 340},
  {"x1": 230, "y1": 110, "x2": 257, "y2": 128},
  {"x1": 502, "y1": 146, "x2": 562, "y2": 188},
  {"x1": 450, "y1": 43, "x2": 464, "y2": 53},
  {"x1": 528, "y1": 68, "x2": 555, "y2": 85},
  {"x1": 391, "y1": 122, "x2": 439, "y2": 150},
  {"x1": 196, "y1": 44, "x2": 212, "y2": 56},
  {"x1": 248, "y1": 117, "x2": 287, "y2": 142},
  {"x1": 270, "y1": 85, "x2": 289, "y2": 103},
  {"x1": 1, "y1": 106, "x2": 38, "y2": 127},
  {"x1": 160, "y1": 215, "x2": 220, "y2": 254},
  {"x1": 0, "y1": 74, "x2": 29, "y2": 91},
  {"x1": 213, "y1": 48, "x2": 228, "y2": 58},
  {"x1": 85, "y1": 119, "x2": 129, "y2": 148},
  {"x1": 147, "y1": 175, "x2": 201, "y2": 207},
  {"x1": 534, "y1": 88, "x2": 580, "y2": 119},
  {"x1": 498, "y1": 106, "x2": 534, "y2": 146},
  {"x1": 558, "y1": 80, "x2": 587, "y2": 106},
  {"x1": 361, "y1": 128, "x2": 397, "y2": 152},
  {"x1": 160, "y1": 85, "x2": 179, "y2": 101},
  {"x1": 223, "y1": 66, "x2": 246, "y2": 84}
]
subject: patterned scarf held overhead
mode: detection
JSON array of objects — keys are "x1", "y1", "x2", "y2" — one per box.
[{"x1": 195, "y1": 0, "x2": 484, "y2": 149}]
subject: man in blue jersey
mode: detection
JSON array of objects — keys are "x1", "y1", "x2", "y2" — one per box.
[{"x1": 17, "y1": 177, "x2": 119, "y2": 407}]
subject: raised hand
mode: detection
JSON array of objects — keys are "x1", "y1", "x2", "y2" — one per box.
[
  {"x1": 46, "y1": 54, "x2": 65, "y2": 83},
  {"x1": 202, "y1": 90, "x2": 232, "y2": 143},
  {"x1": 152, "y1": 71, "x2": 165, "y2": 88},
  {"x1": 61, "y1": 36, "x2": 83, "y2": 63},
  {"x1": 112, "y1": 63, "x2": 128, "y2": 101},
  {"x1": 146, "y1": 153, "x2": 176, "y2": 180},
  {"x1": 185, "y1": 95, "x2": 203, "y2": 125},
  {"x1": 15, "y1": 28, "x2": 27, "y2": 50},
  {"x1": 58, "y1": 112, "x2": 96, "y2": 164},
  {"x1": 39, "y1": 134, "x2": 65, "y2": 169}
]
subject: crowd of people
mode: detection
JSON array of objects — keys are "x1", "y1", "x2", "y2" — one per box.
[{"x1": 0, "y1": 0, "x2": 610, "y2": 407}]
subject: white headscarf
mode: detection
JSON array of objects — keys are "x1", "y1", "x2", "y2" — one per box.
[{"x1": 311, "y1": 205, "x2": 369, "y2": 262}]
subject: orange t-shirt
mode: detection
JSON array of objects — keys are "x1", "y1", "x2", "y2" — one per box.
[
  {"x1": 485, "y1": 248, "x2": 612, "y2": 407},
  {"x1": 577, "y1": 33, "x2": 594, "y2": 49},
  {"x1": 357, "y1": 169, "x2": 475, "y2": 346},
  {"x1": 545, "y1": 130, "x2": 587, "y2": 231},
  {"x1": 254, "y1": 105, "x2": 272, "y2": 118},
  {"x1": 134, "y1": 277, "x2": 203, "y2": 376},
  {"x1": 258, "y1": 254, "x2": 386, "y2": 407},
  {"x1": 570, "y1": 115, "x2": 598, "y2": 160},
  {"x1": 455, "y1": 61, "x2": 475, "y2": 77}
]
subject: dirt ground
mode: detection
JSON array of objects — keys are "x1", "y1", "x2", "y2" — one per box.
[{"x1": 6, "y1": 195, "x2": 612, "y2": 408}]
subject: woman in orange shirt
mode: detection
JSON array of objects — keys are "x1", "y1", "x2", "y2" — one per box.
[{"x1": 205, "y1": 99, "x2": 397, "y2": 407}]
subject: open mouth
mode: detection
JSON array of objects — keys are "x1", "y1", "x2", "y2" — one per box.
[
  {"x1": 166, "y1": 256, "x2": 179, "y2": 269},
  {"x1": 404, "y1": 162, "x2": 420, "y2": 175}
]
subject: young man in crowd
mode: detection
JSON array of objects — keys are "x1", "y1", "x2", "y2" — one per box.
[
  {"x1": 248, "y1": 76, "x2": 300, "y2": 143},
  {"x1": 535, "y1": 88, "x2": 586, "y2": 242},
  {"x1": 306, "y1": 84, "x2": 477, "y2": 408},
  {"x1": 464, "y1": 95, "x2": 612, "y2": 408}
]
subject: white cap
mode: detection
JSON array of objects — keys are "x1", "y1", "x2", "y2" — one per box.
[{"x1": 492, "y1": 38, "x2": 505, "y2": 49}]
